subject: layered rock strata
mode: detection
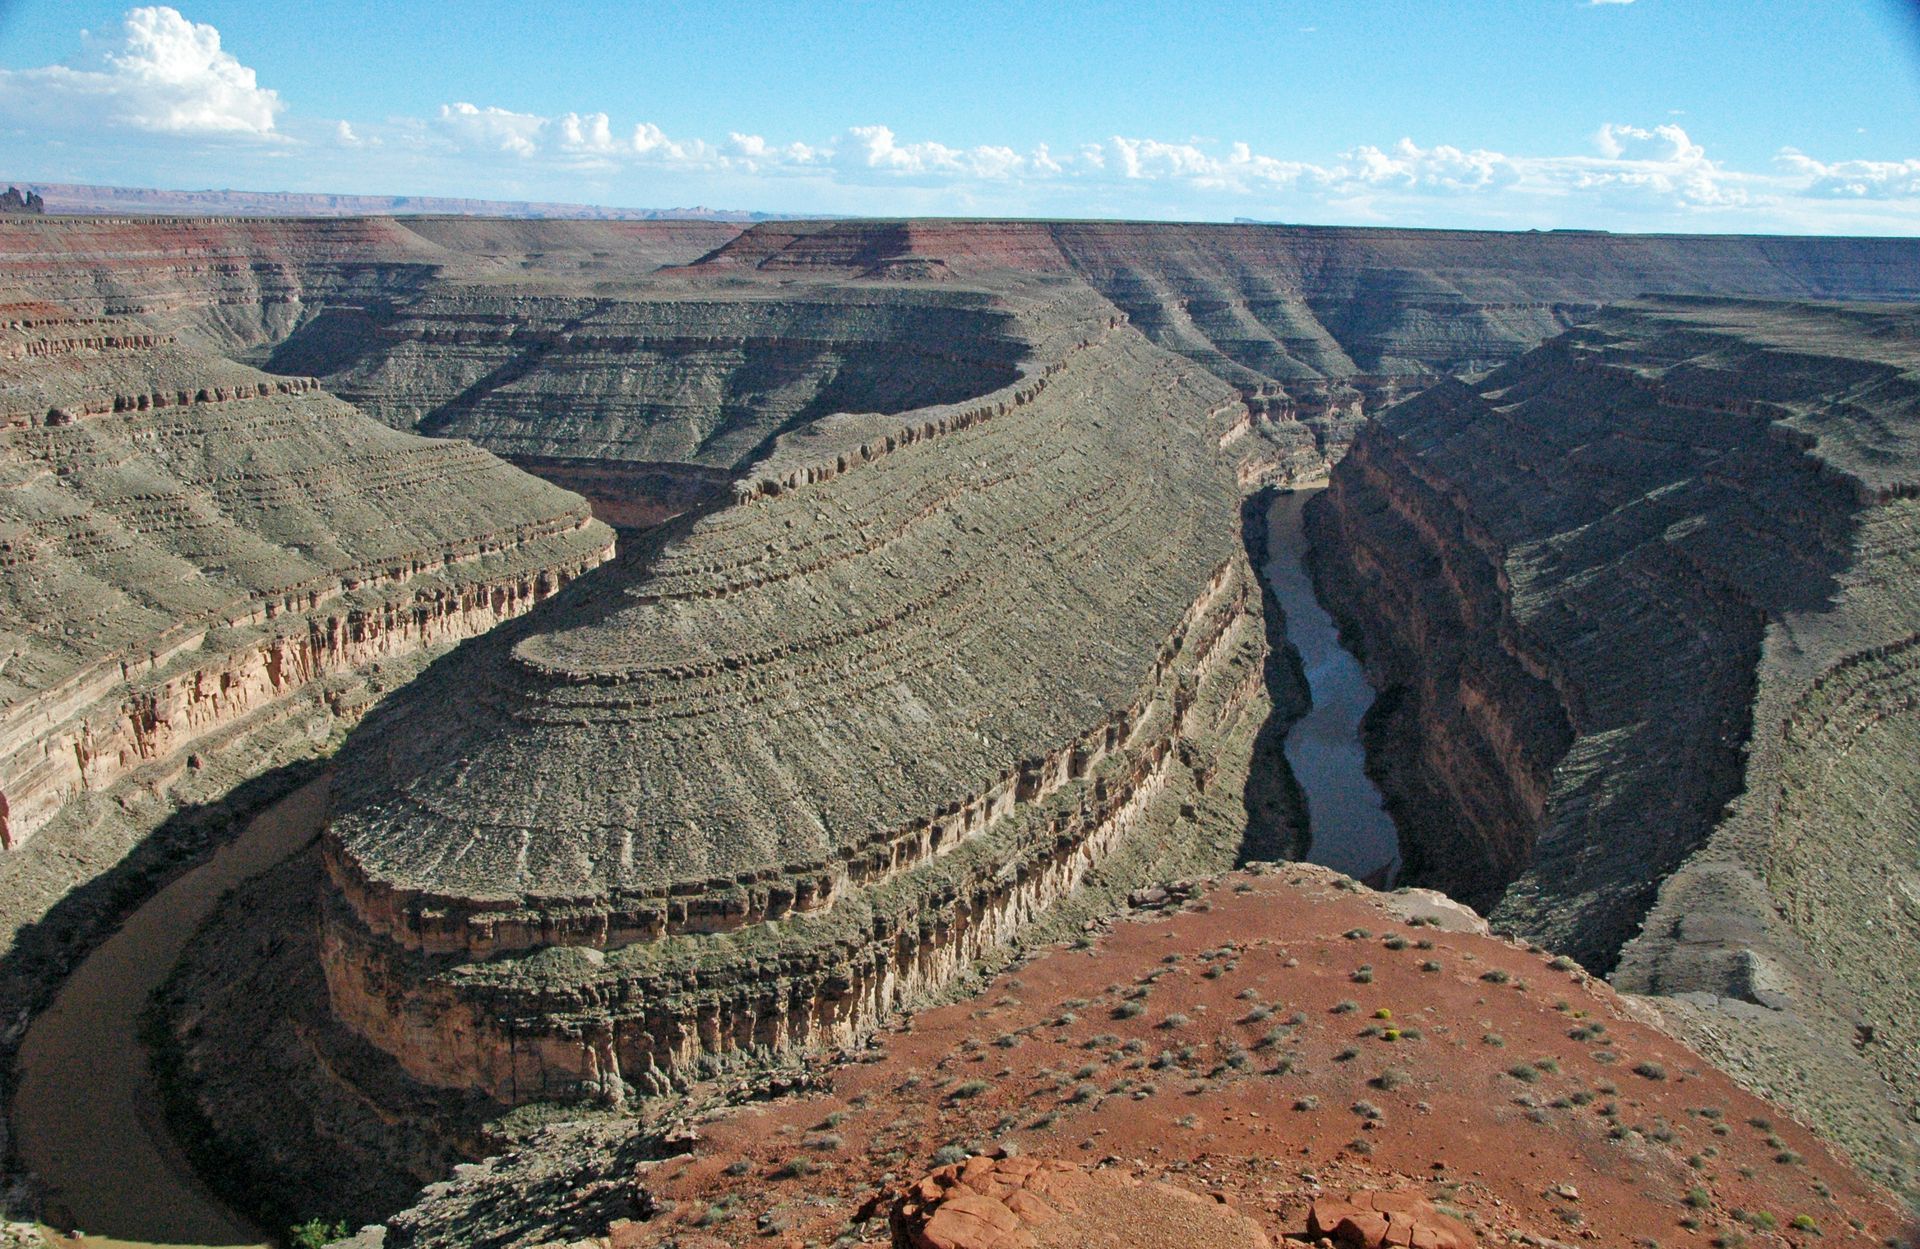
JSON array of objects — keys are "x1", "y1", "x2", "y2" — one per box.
[
  {"x1": 319, "y1": 312, "x2": 1269, "y2": 1103},
  {"x1": 686, "y1": 221, "x2": 1920, "y2": 483},
  {"x1": 281, "y1": 285, "x2": 1039, "y2": 525},
  {"x1": 0, "y1": 306, "x2": 615, "y2": 849},
  {"x1": 1311, "y1": 298, "x2": 1920, "y2": 1181}
]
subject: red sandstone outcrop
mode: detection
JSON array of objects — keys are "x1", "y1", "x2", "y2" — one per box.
[
  {"x1": 891, "y1": 1155, "x2": 1271, "y2": 1249},
  {"x1": 1307, "y1": 1192, "x2": 1474, "y2": 1248}
]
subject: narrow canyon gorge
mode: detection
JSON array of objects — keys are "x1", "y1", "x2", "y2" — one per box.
[{"x1": 3, "y1": 213, "x2": 1919, "y2": 1246}]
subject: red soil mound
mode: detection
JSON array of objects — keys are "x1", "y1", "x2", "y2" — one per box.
[{"x1": 582, "y1": 866, "x2": 1906, "y2": 1248}]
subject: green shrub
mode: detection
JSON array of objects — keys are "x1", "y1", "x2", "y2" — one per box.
[{"x1": 289, "y1": 1221, "x2": 349, "y2": 1249}]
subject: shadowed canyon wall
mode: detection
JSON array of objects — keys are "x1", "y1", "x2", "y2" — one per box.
[{"x1": 1312, "y1": 297, "x2": 1920, "y2": 1184}]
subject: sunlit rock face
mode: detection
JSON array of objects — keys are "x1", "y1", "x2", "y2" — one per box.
[
  {"x1": 0, "y1": 303, "x2": 613, "y2": 851},
  {"x1": 319, "y1": 284, "x2": 1278, "y2": 1101}
]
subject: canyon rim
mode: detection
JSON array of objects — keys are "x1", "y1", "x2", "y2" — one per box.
[{"x1": 4, "y1": 4, "x2": 1920, "y2": 1247}]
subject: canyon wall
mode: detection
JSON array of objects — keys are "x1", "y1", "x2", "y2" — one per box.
[
  {"x1": 0, "y1": 304, "x2": 616, "y2": 852},
  {"x1": 686, "y1": 221, "x2": 1920, "y2": 484},
  {"x1": 13, "y1": 214, "x2": 1920, "y2": 1205},
  {"x1": 315, "y1": 294, "x2": 1276, "y2": 1103},
  {"x1": 1311, "y1": 297, "x2": 1920, "y2": 1183}
]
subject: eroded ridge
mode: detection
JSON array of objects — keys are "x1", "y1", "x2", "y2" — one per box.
[
  {"x1": 1311, "y1": 297, "x2": 1920, "y2": 1184},
  {"x1": 319, "y1": 316, "x2": 1272, "y2": 1102},
  {"x1": 0, "y1": 305, "x2": 615, "y2": 850}
]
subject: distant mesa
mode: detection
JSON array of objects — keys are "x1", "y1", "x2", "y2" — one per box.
[{"x1": 0, "y1": 178, "x2": 818, "y2": 221}]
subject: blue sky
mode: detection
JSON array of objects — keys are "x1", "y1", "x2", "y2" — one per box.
[{"x1": 2, "y1": 1, "x2": 1918, "y2": 231}]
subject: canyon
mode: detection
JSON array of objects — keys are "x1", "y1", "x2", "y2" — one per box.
[{"x1": 2, "y1": 213, "x2": 1919, "y2": 1245}]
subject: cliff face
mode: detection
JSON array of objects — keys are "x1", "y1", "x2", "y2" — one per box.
[
  {"x1": 316, "y1": 290, "x2": 1275, "y2": 1103},
  {"x1": 0, "y1": 215, "x2": 739, "y2": 355},
  {"x1": 686, "y1": 221, "x2": 1920, "y2": 484},
  {"x1": 0, "y1": 301, "x2": 615, "y2": 852},
  {"x1": 269, "y1": 286, "x2": 1036, "y2": 526},
  {"x1": 1312, "y1": 298, "x2": 1920, "y2": 1186}
]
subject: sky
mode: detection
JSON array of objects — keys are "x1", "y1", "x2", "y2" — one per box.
[{"x1": 1, "y1": 1, "x2": 1919, "y2": 232}]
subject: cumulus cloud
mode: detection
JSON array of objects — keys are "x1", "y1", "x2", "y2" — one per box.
[
  {"x1": 391, "y1": 105, "x2": 1916, "y2": 228},
  {"x1": 0, "y1": 6, "x2": 280, "y2": 137},
  {"x1": 1776, "y1": 149, "x2": 1920, "y2": 199},
  {"x1": 437, "y1": 102, "x2": 544, "y2": 157},
  {"x1": 1, "y1": 17, "x2": 1912, "y2": 233}
]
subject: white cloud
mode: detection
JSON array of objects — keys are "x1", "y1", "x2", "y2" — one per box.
[
  {"x1": 1776, "y1": 149, "x2": 1920, "y2": 200},
  {"x1": 0, "y1": 6, "x2": 280, "y2": 137},
  {"x1": 378, "y1": 109, "x2": 1916, "y2": 229},
  {"x1": 437, "y1": 102, "x2": 544, "y2": 157},
  {"x1": 1, "y1": 19, "x2": 1911, "y2": 234}
]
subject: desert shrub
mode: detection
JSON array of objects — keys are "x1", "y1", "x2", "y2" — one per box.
[
  {"x1": 289, "y1": 1222, "x2": 349, "y2": 1249},
  {"x1": 1633, "y1": 1061, "x2": 1668, "y2": 1080}
]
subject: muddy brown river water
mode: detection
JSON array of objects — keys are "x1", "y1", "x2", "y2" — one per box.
[
  {"x1": 14, "y1": 780, "x2": 331, "y2": 1248},
  {"x1": 10, "y1": 490, "x2": 1399, "y2": 1247}
]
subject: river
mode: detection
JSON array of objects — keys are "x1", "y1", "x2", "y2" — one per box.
[
  {"x1": 11, "y1": 490, "x2": 1395, "y2": 1246},
  {"x1": 1262, "y1": 489, "x2": 1402, "y2": 886},
  {"x1": 13, "y1": 780, "x2": 331, "y2": 1248}
]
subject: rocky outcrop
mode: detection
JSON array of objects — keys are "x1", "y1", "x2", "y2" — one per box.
[
  {"x1": 0, "y1": 189, "x2": 43, "y2": 217},
  {"x1": 316, "y1": 305, "x2": 1271, "y2": 1104},
  {"x1": 319, "y1": 865, "x2": 1908, "y2": 1248},
  {"x1": 891, "y1": 1155, "x2": 1272, "y2": 1249},
  {"x1": 0, "y1": 307, "x2": 615, "y2": 850},
  {"x1": 1311, "y1": 297, "x2": 1920, "y2": 1187},
  {"x1": 1306, "y1": 1192, "x2": 1475, "y2": 1249}
]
